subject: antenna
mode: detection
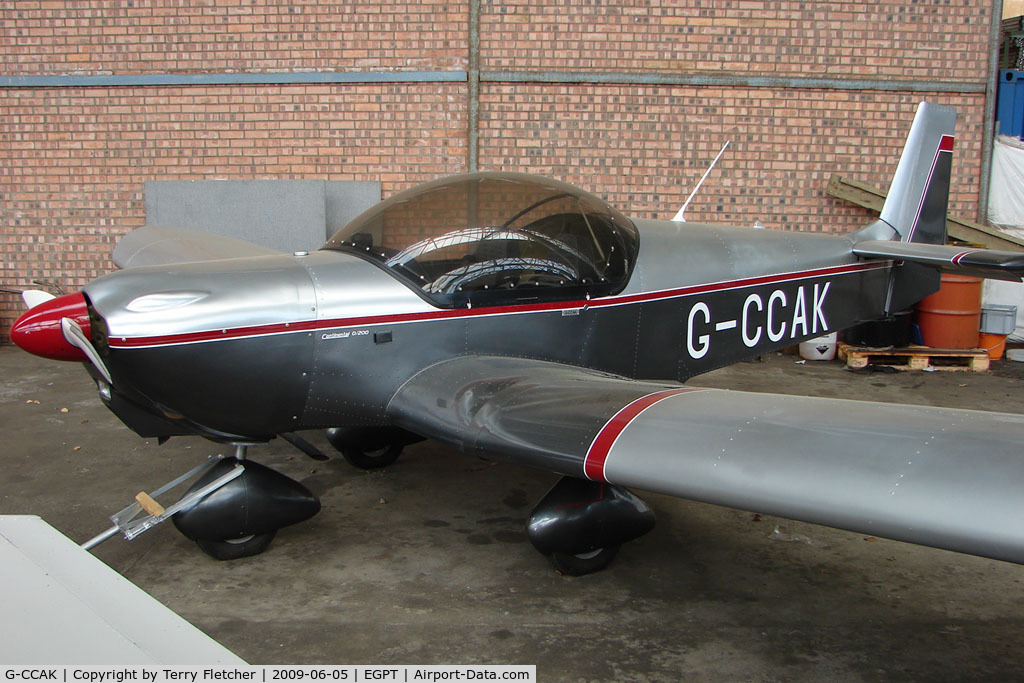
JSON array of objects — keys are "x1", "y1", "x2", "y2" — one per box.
[{"x1": 672, "y1": 140, "x2": 731, "y2": 222}]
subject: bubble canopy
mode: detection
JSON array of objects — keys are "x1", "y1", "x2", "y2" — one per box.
[{"x1": 324, "y1": 172, "x2": 639, "y2": 308}]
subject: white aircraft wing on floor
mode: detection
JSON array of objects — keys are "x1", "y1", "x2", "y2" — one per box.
[
  {"x1": 0, "y1": 516, "x2": 245, "y2": 664},
  {"x1": 387, "y1": 355, "x2": 1024, "y2": 564}
]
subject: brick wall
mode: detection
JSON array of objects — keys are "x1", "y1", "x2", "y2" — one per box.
[
  {"x1": 0, "y1": 1, "x2": 995, "y2": 340},
  {"x1": 478, "y1": 86, "x2": 985, "y2": 228},
  {"x1": 481, "y1": 0, "x2": 990, "y2": 82},
  {"x1": 4, "y1": 0, "x2": 467, "y2": 73},
  {"x1": 1, "y1": 82, "x2": 467, "y2": 336}
]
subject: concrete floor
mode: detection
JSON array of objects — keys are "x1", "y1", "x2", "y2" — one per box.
[{"x1": 2, "y1": 344, "x2": 1024, "y2": 680}]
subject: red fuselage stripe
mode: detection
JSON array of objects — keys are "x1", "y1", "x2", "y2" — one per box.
[
  {"x1": 583, "y1": 388, "x2": 702, "y2": 482},
  {"x1": 107, "y1": 260, "x2": 891, "y2": 349}
]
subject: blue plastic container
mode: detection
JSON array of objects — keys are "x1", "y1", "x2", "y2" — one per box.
[{"x1": 997, "y1": 70, "x2": 1024, "y2": 139}]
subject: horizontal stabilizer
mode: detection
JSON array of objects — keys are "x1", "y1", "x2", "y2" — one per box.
[
  {"x1": 114, "y1": 225, "x2": 283, "y2": 269},
  {"x1": 389, "y1": 355, "x2": 1024, "y2": 564},
  {"x1": 853, "y1": 240, "x2": 1024, "y2": 282}
]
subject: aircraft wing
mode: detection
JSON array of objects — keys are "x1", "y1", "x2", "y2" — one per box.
[
  {"x1": 853, "y1": 240, "x2": 1024, "y2": 282},
  {"x1": 113, "y1": 225, "x2": 283, "y2": 269},
  {"x1": 387, "y1": 355, "x2": 1024, "y2": 564}
]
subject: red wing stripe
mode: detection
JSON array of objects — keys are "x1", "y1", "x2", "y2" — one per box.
[{"x1": 584, "y1": 388, "x2": 703, "y2": 482}]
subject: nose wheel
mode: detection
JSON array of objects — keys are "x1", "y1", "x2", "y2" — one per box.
[
  {"x1": 80, "y1": 444, "x2": 320, "y2": 561},
  {"x1": 195, "y1": 532, "x2": 277, "y2": 561},
  {"x1": 173, "y1": 444, "x2": 321, "y2": 560}
]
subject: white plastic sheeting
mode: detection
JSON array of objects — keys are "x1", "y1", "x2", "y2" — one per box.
[
  {"x1": 989, "y1": 135, "x2": 1024, "y2": 233},
  {"x1": 985, "y1": 136, "x2": 1024, "y2": 342}
]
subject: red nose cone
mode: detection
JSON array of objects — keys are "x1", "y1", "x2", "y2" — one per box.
[{"x1": 11, "y1": 292, "x2": 92, "y2": 361}]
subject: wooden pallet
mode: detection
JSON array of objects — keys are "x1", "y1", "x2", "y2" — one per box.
[{"x1": 837, "y1": 342, "x2": 990, "y2": 372}]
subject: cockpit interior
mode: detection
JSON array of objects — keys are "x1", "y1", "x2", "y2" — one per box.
[{"x1": 325, "y1": 172, "x2": 639, "y2": 307}]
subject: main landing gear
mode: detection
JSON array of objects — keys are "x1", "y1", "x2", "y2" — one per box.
[
  {"x1": 526, "y1": 476, "x2": 656, "y2": 576},
  {"x1": 324, "y1": 425, "x2": 655, "y2": 575},
  {"x1": 325, "y1": 428, "x2": 653, "y2": 575},
  {"x1": 325, "y1": 426, "x2": 424, "y2": 470}
]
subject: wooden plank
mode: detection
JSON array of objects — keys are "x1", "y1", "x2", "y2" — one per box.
[
  {"x1": 837, "y1": 342, "x2": 990, "y2": 372},
  {"x1": 826, "y1": 174, "x2": 1024, "y2": 252},
  {"x1": 827, "y1": 174, "x2": 884, "y2": 212}
]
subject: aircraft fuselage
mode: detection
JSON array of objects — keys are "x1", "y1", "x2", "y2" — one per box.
[{"x1": 81, "y1": 219, "x2": 911, "y2": 441}]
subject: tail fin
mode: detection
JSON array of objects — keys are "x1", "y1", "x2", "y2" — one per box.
[
  {"x1": 853, "y1": 102, "x2": 1024, "y2": 284},
  {"x1": 879, "y1": 102, "x2": 956, "y2": 245}
]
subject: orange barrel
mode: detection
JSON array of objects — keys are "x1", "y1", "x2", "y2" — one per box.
[{"x1": 915, "y1": 274, "x2": 982, "y2": 348}]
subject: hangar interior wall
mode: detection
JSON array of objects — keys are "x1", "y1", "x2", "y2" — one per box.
[{"x1": 0, "y1": 1, "x2": 995, "y2": 340}]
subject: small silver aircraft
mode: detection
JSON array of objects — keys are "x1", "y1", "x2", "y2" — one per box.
[{"x1": 11, "y1": 102, "x2": 1024, "y2": 574}]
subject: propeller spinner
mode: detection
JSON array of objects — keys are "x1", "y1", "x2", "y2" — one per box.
[{"x1": 11, "y1": 292, "x2": 93, "y2": 362}]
